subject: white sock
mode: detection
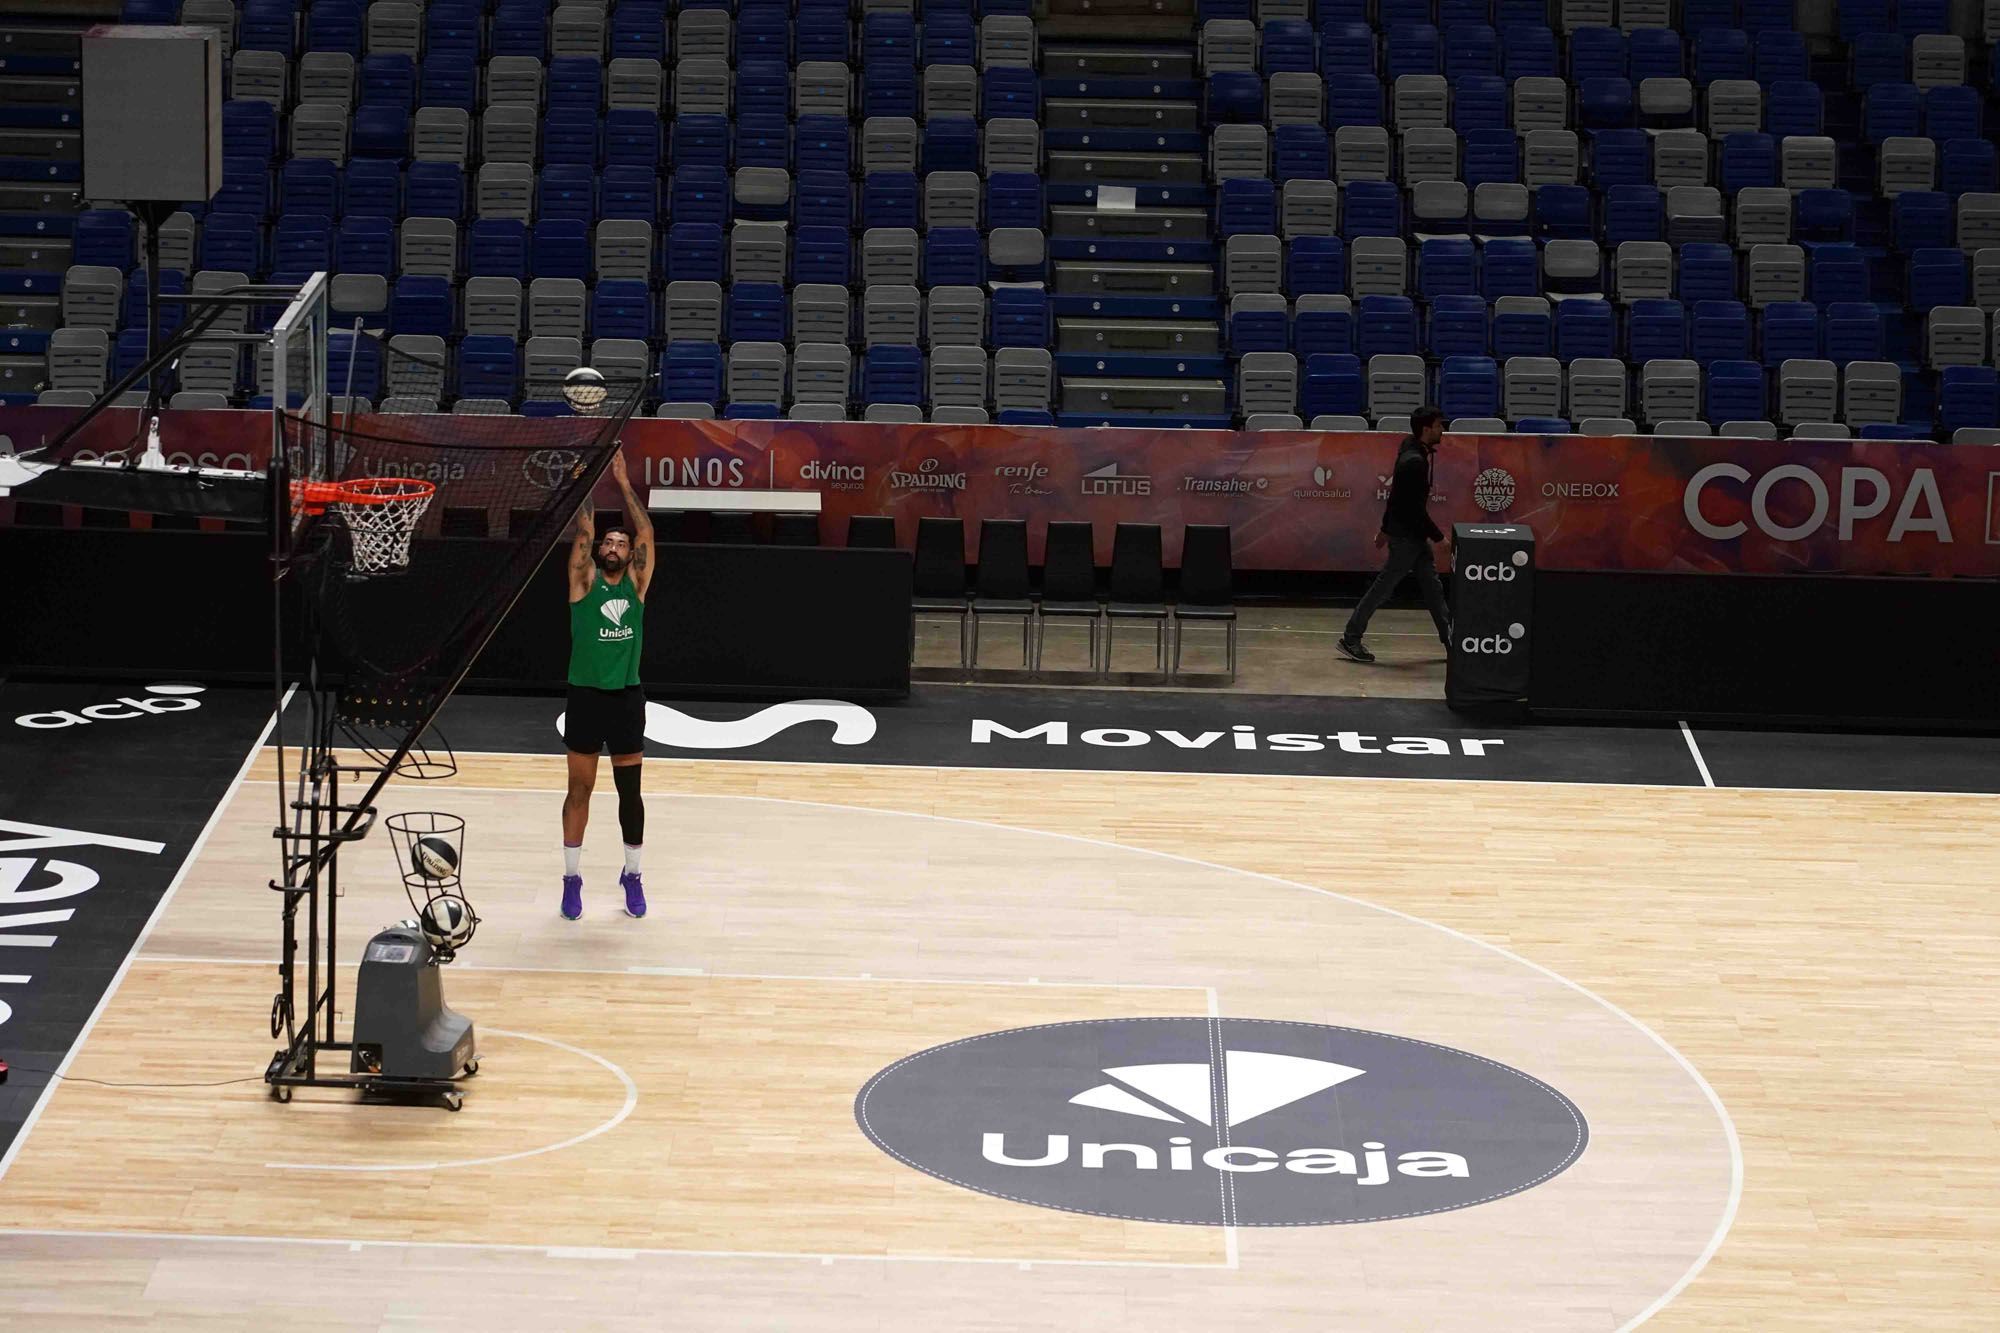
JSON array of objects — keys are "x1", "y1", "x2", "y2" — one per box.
[
  {"x1": 563, "y1": 843, "x2": 582, "y2": 877},
  {"x1": 623, "y1": 844, "x2": 642, "y2": 874}
]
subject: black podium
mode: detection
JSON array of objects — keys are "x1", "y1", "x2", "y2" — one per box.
[{"x1": 1446, "y1": 523, "x2": 1534, "y2": 712}]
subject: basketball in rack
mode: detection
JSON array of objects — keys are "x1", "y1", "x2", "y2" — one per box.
[{"x1": 293, "y1": 476, "x2": 437, "y2": 575}]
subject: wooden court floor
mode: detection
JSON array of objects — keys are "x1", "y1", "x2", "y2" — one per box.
[{"x1": 0, "y1": 746, "x2": 1994, "y2": 1329}]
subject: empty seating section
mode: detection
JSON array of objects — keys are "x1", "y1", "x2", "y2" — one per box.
[
  {"x1": 22, "y1": 0, "x2": 1996, "y2": 436},
  {"x1": 54, "y1": 0, "x2": 1058, "y2": 419}
]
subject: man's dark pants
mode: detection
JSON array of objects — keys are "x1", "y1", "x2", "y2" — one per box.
[{"x1": 1344, "y1": 535, "x2": 1452, "y2": 644}]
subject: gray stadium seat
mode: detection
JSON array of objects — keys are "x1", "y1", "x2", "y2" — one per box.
[
  {"x1": 46, "y1": 328, "x2": 109, "y2": 392},
  {"x1": 656, "y1": 402, "x2": 717, "y2": 419},
  {"x1": 1350, "y1": 236, "x2": 1407, "y2": 297},
  {"x1": 1734, "y1": 188, "x2": 1793, "y2": 248},
  {"x1": 993, "y1": 347, "x2": 1053, "y2": 413},
  {"x1": 1956, "y1": 195, "x2": 2000, "y2": 250},
  {"x1": 595, "y1": 220, "x2": 653, "y2": 283},
  {"x1": 477, "y1": 163, "x2": 534, "y2": 221},
  {"x1": 551, "y1": 4, "x2": 605, "y2": 58},
  {"x1": 1653, "y1": 419, "x2": 1712, "y2": 436},
  {"x1": 790, "y1": 403, "x2": 848, "y2": 420},
  {"x1": 168, "y1": 390, "x2": 232, "y2": 410},
  {"x1": 864, "y1": 402, "x2": 923, "y2": 422},
  {"x1": 1334, "y1": 126, "x2": 1390, "y2": 184},
  {"x1": 727, "y1": 342, "x2": 788, "y2": 409},
  {"x1": 528, "y1": 278, "x2": 586, "y2": 341},
  {"x1": 230, "y1": 48, "x2": 285, "y2": 105},
  {"x1": 1778, "y1": 359, "x2": 1839, "y2": 425},
  {"x1": 452, "y1": 398, "x2": 510, "y2": 415},
  {"x1": 1503, "y1": 355, "x2": 1562, "y2": 422},
  {"x1": 794, "y1": 284, "x2": 852, "y2": 346},
  {"x1": 1781, "y1": 135, "x2": 1837, "y2": 191},
  {"x1": 1567, "y1": 358, "x2": 1629, "y2": 420},
  {"x1": 400, "y1": 217, "x2": 457, "y2": 278},
  {"x1": 1198, "y1": 19, "x2": 1256, "y2": 74},
  {"x1": 1927, "y1": 308, "x2": 1987, "y2": 367},
  {"x1": 1246, "y1": 413, "x2": 1304, "y2": 430},
  {"x1": 673, "y1": 57, "x2": 731, "y2": 118},
  {"x1": 731, "y1": 221, "x2": 789, "y2": 285},
  {"x1": 1879, "y1": 137, "x2": 1937, "y2": 196},
  {"x1": 1367, "y1": 354, "x2": 1425, "y2": 418},
  {"x1": 926, "y1": 286, "x2": 984, "y2": 347},
  {"x1": 413, "y1": 107, "x2": 470, "y2": 165},
  {"x1": 676, "y1": 8, "x2": 730, "y2": 61},
  {"x1": 1401, "y1": 128, "x2": 1459, "y2": 186},
  {"x1": 590, "y1": 338, "x2": 650, "y2": 385},
  {"x1": 864, "y1": 285, "x2": 922, "y2": 346},
  {"x1": 797, "y1": 61, "x2": 853, "y2": 119},
  {"x1": 606, "y1": 58, "x2": 662, "y2": 112},
  {"x1": 386, "y1": 335, "x2": 448, "y2": 402},
  {"x1": 1512, "y1": 77, "x2": 1569, "y2": 131},
  {"x1": 1394, "y1": 75, "x2": 1449, "y2": 130},
  {"x1": 932, "y1": 406, "x2": 989, "y2": 424},
  {"x1": 930, "y1": 345, "x2": 989, "y2": 410},
  {"x1": 1223, "y1": 234, "x2": 1281, "y2": 296},
  {"x1": 1747, "y1": 244, "x2": 1805, "y2": 307},
  {"x1": 979, "y1": 14, "x2": 1036, "y2": 69},
  {"x1": 365, "y1": 2, "x2": 421, "y2": 60},
  {"x1": 1310, "y1": 414, "x2": 1371, "y2": 429},
  {"x1": 1705, "y1": 80, "x2": 1763, "y2": 136},
  {"x1": 1717, "y1": 420, "x2": 1777, "y2": 438},
  {"x1": 1523, "y1": 130, "x2": 1579, "y2": 186},
  {"x1": 524, "y1": 336, "x2": 583, "y2": 397},
  {"x1": 1237, "y1": 352, "x2": 1299, "y2": 417},
  {"x1": 1910, "y1": 34, "x2": 1966, "y2": 90},
  {"x1": 925, "y1": 172, "x2": 981, "y2": 230},
  {"x1": 1841, "y1": 361, "x2": 1902, "y2": 426},
  {"x1": 61, "y1": 265, "x2": 122, "y2": 331},
  {"x1": 792, "y1": 342, "x2": 853, "y2": 406},
  {"x1": 486, "y1": 57, "x2": 543, "y2": 107},
  {"x1": 1665, "y1": 185, "x2": 1725, "y2": 245},
  {"x1": 983, "y1": 119, "x2": 1040, "y2": 175},
  {"x1": 923, "y1": 65, "x2": 977, "y2": 120},
  {"x1": 860, "y1": 227, "x2": 920, "y2": 287},
  {"x1": 735, "y1": 167, "x2": 791, "y2": 214},
  {"x1": 297, "y1": 51, "x2": 355, "y2": 109},
  {"x1": 1576, "y1": 416, "x2": 1637, "y2": 433},
  {"x1": 1615, "y1": 241, "x2": 1673, "y2": 302},
  {"x1": 863, "y1": 116, "x2": 922, "y2": 176},
  {"x1": 290, "y1": 103, "x2": 349, "y2": 166},
  {"x1": 1268, "y1": 72, "x2": 1323, "y2": 127},
  {"x1": 1641, "y1": 359, "x2": 1702, "y2": 425},
  {"x1": 1210, "y1": 124, "x2": 1270, "y2": 182}
]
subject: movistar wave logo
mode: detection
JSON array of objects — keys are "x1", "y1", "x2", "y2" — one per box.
[{"x1": 554, "y1": 699, "x2": 878, "y2": 751}]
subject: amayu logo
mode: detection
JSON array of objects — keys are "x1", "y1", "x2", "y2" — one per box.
[
  {"x1": 14, "y1": 683, "x2": 206, "y2": 730},
  {"x1": 857, "y1": 1017, "x2": 1588, "y2": 1227}
]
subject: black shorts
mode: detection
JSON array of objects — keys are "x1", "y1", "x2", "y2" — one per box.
[{"x1": 565, "y1": 685, "x2": 646, "y2": 756}]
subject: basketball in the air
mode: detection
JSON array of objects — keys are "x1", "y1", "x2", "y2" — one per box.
[
  {"x1": 563, "y1": 366, "x2": 608, "y2": 413},
  {"x1": 420, "y1": 895, "x2": 477, "y2": 951},
  {"x1": 412, "y1": 835, "x2": 459, "y2": 880}
]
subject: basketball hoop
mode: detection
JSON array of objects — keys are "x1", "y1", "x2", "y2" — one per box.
[{"x1": 295, "y1": 476, "x2": 436, "y2": 574}]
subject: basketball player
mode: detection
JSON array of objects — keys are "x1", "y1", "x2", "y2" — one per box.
[{"x1": 560, "y1": 450, "x2": 652, "y2": 921}]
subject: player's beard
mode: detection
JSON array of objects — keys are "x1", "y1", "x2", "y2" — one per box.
[{"x1": 599, "y1": 551, "x2": 627, "y2": 574}]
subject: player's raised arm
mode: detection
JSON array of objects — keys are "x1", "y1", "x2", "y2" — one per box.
[
  {"x1": 609, "y1": 450, "x2": 654, "y2": 601},
  {"x1": 567, "y1": 491, "x2": 596, "y2": 604}
]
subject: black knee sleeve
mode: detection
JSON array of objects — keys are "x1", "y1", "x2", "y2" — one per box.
[{"x1": 612, "y1": 762, "x2": 644, "y2": 846}]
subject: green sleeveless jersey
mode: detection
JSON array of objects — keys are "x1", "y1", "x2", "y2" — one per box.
[{"x1": 568, "y1": 574, "x2": 644, "y2": 689}]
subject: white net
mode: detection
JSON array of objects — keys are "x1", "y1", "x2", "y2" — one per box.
[{"x1": 333, "y1": 479, "x2": 436, "y2": 575}]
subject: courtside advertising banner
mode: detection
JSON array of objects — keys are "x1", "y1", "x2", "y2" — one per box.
[{"x1": 4, "y1": 408, "x2": 1997, "y2": 576}]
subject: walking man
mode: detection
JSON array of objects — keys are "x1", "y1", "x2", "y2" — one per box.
[
  {"x1": 560, "y1": 450, "x2": 652, "y2": 920},
  {"x1": 1336, "y1": 405, "x2": 1452, "y2": 664}
]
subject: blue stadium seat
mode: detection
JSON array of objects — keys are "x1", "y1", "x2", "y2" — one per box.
[
  {"x1": 1454, "y1": 76, "x2": 1508, "y2": 133},
  {"x1": 1753, "y1": 30, "x2": 1808, "y2": 83},
  {"x1": 665, "y1": 222, "x2": 725, "y2": 284},
  {"x1": 863, "y1": 67, "x2": 919, "y2": 120},
  {"x1": 1694, "y1": 29, "x2": 1752, "y2": 86},
  {"x1": 531, "y1": 219, "x2": 588, "y2": 280},
  {"x1": 335, "y1": 215, "x2": 394, "y2": 276},
  {"x1": 1603, "y1": 185, "x2": 1664, "y2": 245},
  {"x1": 793, "y1": 226, "x2": 852, "y2": 285},
  {"x1": 1942, "y1": 140, "x2": 1998, "y2": 198},
  {"x1": 1719, "y1": 133, "x2": 1778, "y2": 192},
  {"x1": 1760, "y1": 302, "x2": 1820, "y2": 366},
  {"x1": 801, "y1": 116, "x2": 858, "y2": 176},
  {"x1": 738, "y1": 0, "x2": 791, "y2": 62},
  {"x1": 390, "y1": 275, "x2": 453, "y2": 336},
  {"x1": 1810, "y1": 245, "x2": 1870, "y2": 304},
  {"x1": 661, "y1": 342, "x2": 724, "y2": 407},
  {"x1": 1864, "y1": 83, "x2": 1922, "y2": 143},
  {"x1": 1578, "y1": 78, "x2": 1634, "y2": 131},
  {"x1": 1796, "y1": 189, "x2": 1854, "y2": 244},
  {"x1": 863, "y1": 13, "x2": 917, "y2": 66},
  {"x1": 796, "y1": 3, "x2": 852, "y2": 63},
  {"x1": 224, "y1": 100, "x2": 278, "y2": 163},
  {"x1": 457, "y1": 335, "x2": 519, "y2": 402},
  {"x1": 1691, "y1": 299, "x2": 1752, "y2": 366},
  {"x1": 1357, "y1": 295, "x2": 1419, "y2": 358},
  {"x1": 491, "y1": 2, "x2": 548, "y2": 59},
  {"x1": 1706, "y1": 360, "x2": 1766, "y2": 422},
  {"x1": 327, "y1": 330, "x2": 382, "y2": 402},
  {"x1": 1287, "y1": 237, "x2": 1346, "y2": 296},
  {"x1": 863, "y1": 172, "x2": 920, "y2": 230},
  {"x1": 1325, "y1": 74, "x2": 1384, "y2": 127},
  {"x1": 1482, "y1": 237, "x2": 1539, "y2": 299},
  {"x1": 545, "y1": 107, "x2": 599, "y2": 166},
  {"x1": 1532, "y1": 185, "x2": 1593, "y2": 241},
  {"x1": 1765, "y1": 81, "x2": 1823, "y2": 139},
  {"x1": 671, "y1": 167, "x2": 732, "y2": 230},
  {"x1": 422, "y1": 54, "x2": 478, "y2": 111},
  {"x1": 239, "y1": 0, "x2": 298, "y2": 57},
  {"x1": 1850, "y1": 35, "x2": 1907, "y2": 91},
  {"x1": 1492, "y1": 296, "x2": 1553, "y2": 358},
  {"x1": 1343, "y1": 181, "x2": 1402, "y2": 238},
  {"x1": 539, "y1": 166, "x2": 596, "y2": 224},
  {"x1": 604, "y1": 111, "x2": 660, "y2": 171},
  {"x1": 1462, "y1": 127, "x2": 1519, "y2": 186},
  {"x1": 990, "y1": 288, "x2": 1049, "y2": 348},
  {"x1": 1908, "y1": 248, "x2": 1966, "y2": 310},
  {"x1": 1274, "y1": 126, "x2": 1331, "y2": 183},
  {"x1": 1939, "y1": 366, "x2": 1999, "y2": 433},
  {"x1": 1229, "y1": 300, "x2": 1289, "y2": 353},
  {"x1": 986, "y1": 174, "x2": 1044, "y2": 230},
  {"x1": 1321, "y1": 25, "x2": 1375, "y2": 76},
  {"x1": 1385, "y1": 24, "x2": 1441, "y2": 80},
  {"x1": 1896, "y1": 0, "x2": 1949, "y2": 35},
  {"x1": 1444, "y1": 24, "x2": 1498, "y2": 81},
  {"x1": 73, "y1": 209, "x2": 135, "y2": 270},
  {"x1": 795, "y1": 172, "x2": 851, "y2": 230},
  {"x1": 1591, "y1": 130, "x2": 1651, "y2": 190},
  {"x1": 1893, "y1": 192, "x2": 1951, "y2": 253},
  {"x1": 361, "y1": 54, "x2": 416, "y2": 111},
  {"x1": 1207, "y1": 72, "x2": 1265, "y2": 123},
  {"x1": 1683, "y1": 0, "x2": 1740, "y2": 35},
  {"x1": 727, "y1": 282, "x2": 786, "y2": 344},
  {"x1": 983, "y1": 67, "x2": 1039, "y2": 121},
  {"x1": 926, "y1": 228, "x2": 984, "y2": 286},
  {"x1": 923, "y1": 11, "x2": 975, "y2": 65},
  {"x1": 1263, "y1": 19, "x2": 1317, "y2": 74},
  {"x1": 1301, "y1": 353, "x2": 1365, "y2": 419},
  {"x1": 610, "y1": 0, "x2": 667, "y2": 60},
  {"x1": 1293, "y1": 300, "x2": 1355, "y2": 359},
  {"x1": 281, "y1": 159, "x2": 340, "y2": 219},
  {"x1": 863, "y1": 345, "x2": 924, "y2": 405},
  {"x1": 1556, "y1": 299, "x2": 1616, "y2": 360},
  {"x1": 200, "y1": 211, "x2": 263, "y2": 276},
  {"x1": 1823, "y1": 300, "x2": 1884, "y2": 362},
  {"x1": 1439, "y1": 355, "x2": 1500, "y2": 419},
  {"x1": 735, "y1": 115, "x2": 792, "y2": 172},
  {"x1": 673, "y1": 116, "x2": 733, "y2": 173},
  {"x1": 1628, "y1": 29, "x2": 1684, "y2": 82},
  {"x1": 1627, "y1": 299, "x2": 1688, "y2": 364},
  {"x1": 1418, "y1": 239, "x2": 1476, "y2": 298},
  {"x1": 308, "y1": 2, "x2": 364, "y2": 58},
  {"x1": 405, "y1": 160, "x2": 463, "y2": 222},
  {"x1": 740, "y1": 60, "x2": 790, "y2": 121},
  {"x1": 1679, "y1": 243, "x2": 1738, "y2": 303},
  {"x1": 601, "y1": 167, "x2": 659, "y2": 224},
  {"x1": 465, "y1": 219, "x2": 528, "y2": 281},
  {"x1": 1924, "y1": 87, "x2": 1980, "y2": 143},
  {"x1": 1218, "y1": 178, "x2": 1277, "y2": 237},
  {"x1": 1500, "y1": 24, "x2": 1557, "y2": 79},
  {"x1": 1570, "y1": 27, "x2": 1626, "y2": 82},
  {"x1": 1427, "y1": 295, "x2": 1489, "y2": 357}
]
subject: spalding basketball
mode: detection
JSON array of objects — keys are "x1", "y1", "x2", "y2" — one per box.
[
  {"x1": 563, "y1": 365, "x2": 609, "y2": 414},
  {"x1": 412, "y1": 835, "x2": 459, "y2": 880}
]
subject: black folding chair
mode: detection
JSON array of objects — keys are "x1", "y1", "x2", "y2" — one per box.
[
  {"x1": 1036, "y1": 520, "x2": 1102, "y2": 672},
  {"x1": 911, "y1": 515, "x2": 970, "y2": 667},
  {"x1": 1104, "y1": 522, "x2": 1169, "y2": 673},
  {"x1": 772, "y1": 512, "x2": 822, "y2": 546},
  {"x1": 1173, "y1": 523, "x2": 1237, "y2": 680},
  {"x1": 846, "y1": 514, "x2": 898, "y2": 548},
  {"x1": 970, "y1": 518, "x2": 1033, "y2": 667}
]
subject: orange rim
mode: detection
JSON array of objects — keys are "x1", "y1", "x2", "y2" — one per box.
[{"x1": 293, "y1": 477, "x2": 437, "y2": 514}]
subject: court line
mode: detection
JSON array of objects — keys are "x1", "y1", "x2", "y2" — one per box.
[
  {"x1": 0, "y1": 1226, "x2": 1233, "y2": 1271},
  {"x1": 0, "y1": 685, "x2": 296, "y2": 1187},
  {"x1": 263, "y1": 1028, "x2": 637, "y2": 1174},
  {"x1": 1678, "y1": 723, "x2": 1717, "y2": 789},
  {"x1": 133, "y1": 953, "x2": 1215, "y2": 993},
  {"x1": 251, "y1": 746, "x2": 2000, "y2": 801}
]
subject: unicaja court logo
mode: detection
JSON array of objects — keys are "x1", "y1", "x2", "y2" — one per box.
[{"x1": 858, "y1": 1017, "x2": 1587, "y2": 1227}]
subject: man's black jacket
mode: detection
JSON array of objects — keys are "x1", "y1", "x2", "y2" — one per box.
[{"x1": 1380, "y1": 435, "x2": 1444, "y2": 542}]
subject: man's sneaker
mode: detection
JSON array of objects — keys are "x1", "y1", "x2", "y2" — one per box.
[
  {"x1": 1336, "y1": 636, "x2": 1376, "y2": 664},
  {"x1": 560, "y1": 874, "x2": 583, "y2": 921},
  {"x1": 620, "y1": 870, "x2": 647, "y2": 919}
]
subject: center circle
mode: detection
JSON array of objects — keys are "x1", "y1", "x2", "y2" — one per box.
[{"x1": 857, "y1": 1017, "x2": 1588, "y2": 1227}]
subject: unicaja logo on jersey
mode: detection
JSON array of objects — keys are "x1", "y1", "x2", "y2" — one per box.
[
  {"x1": 857, "y1": 1017, "x2": 1587, "y2": 1227},
  {"x1": 14, "y1": 683, "x2": 206, "y2": 730},
  {"x1": 598, "y1": 598, "x2": 634, "y2": 641}
]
